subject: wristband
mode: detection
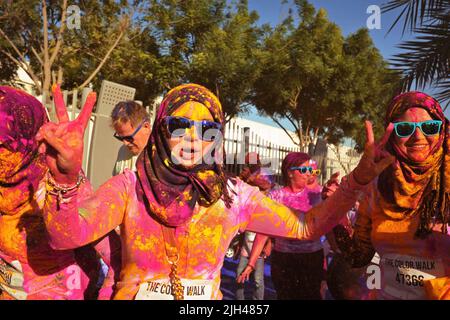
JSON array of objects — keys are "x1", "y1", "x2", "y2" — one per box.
[{"x1": 46, "y1": 170, "x2": 84, "y2": 206}]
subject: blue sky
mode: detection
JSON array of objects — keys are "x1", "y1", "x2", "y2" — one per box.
[{"x1": 242, "y1": 0, "x2": 449, "y2": 128}]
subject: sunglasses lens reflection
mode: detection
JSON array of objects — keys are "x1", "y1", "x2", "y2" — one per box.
[
  {"x1": 421, "y1": 121, "x2": 441, "y2": 136},
  {"x1": 167, "y1": 117, "x2": 191, "y2": 136},
  {"x1": 165, "y1": 117, "x2": 222, "y2": 141},
  {"x1": 395, "y1": 123, "x2": 415, "y2": 137}
]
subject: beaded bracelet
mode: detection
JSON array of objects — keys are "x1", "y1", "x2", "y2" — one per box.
[{"x1": 46, "y1": 171, "x2": 85, "y2": 206}]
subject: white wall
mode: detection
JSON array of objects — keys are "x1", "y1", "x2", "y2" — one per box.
[{"x1": 225, "y1": 117, "x2": 299, "y2": 149}]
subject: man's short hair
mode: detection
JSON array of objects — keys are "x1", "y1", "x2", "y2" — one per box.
[{"x1": 111, "y1": 101, "x2": 150, "y2": 128}]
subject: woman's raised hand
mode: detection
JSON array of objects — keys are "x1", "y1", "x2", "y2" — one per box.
[
  {"x1": 36, "y1": 84, "x2": 96, "y2": 184},
  {"x1": 352, "y1": 121, "x2": 395, "y2": 185}
]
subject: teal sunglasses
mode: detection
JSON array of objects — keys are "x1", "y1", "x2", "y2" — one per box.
[
  {"x1": 290, "y1": 166, "x2": 321, "y2": 176},
  {"x1": 393, "y1": 120, "x2": 442, "y2": 138}
]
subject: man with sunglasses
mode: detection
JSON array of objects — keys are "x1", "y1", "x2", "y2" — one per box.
[{"x1": 111, "y1": 101, "x2": 151, "y2": 175}]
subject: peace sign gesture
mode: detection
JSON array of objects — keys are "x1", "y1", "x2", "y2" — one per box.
[
  {"x1": 352, "y1": 121, "x2": 396, "y2": 185},
  {"x1": 36, "y1": 84, "x2": 96, "y2": 184}
]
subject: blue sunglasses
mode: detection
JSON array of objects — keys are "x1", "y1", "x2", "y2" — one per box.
[
  {"x1": 393, "y1": 120, "x2": 442, "y2": 138},
  {"x1": 113, "y1": 120, "x2": 147, "y2": 143},
  {"x1": 164, "y1": 116, "x2": 222, "y2": 142},
  {"x1": 290, "y1": 166, "x2": 321, "y2": 175}
]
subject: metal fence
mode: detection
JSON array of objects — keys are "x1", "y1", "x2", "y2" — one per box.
[{"x1": 223, "y1": 119, "x2": 300, "y2": 184}]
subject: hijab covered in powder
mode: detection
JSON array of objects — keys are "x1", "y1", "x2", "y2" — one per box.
[
  {"x1": 378, "y1": 91, "x2": 449, "y2": 237},
  {"x1": 135, "y1": 84, "x2": 232, "y2": 227},
  {"x1": 0, "y1": 86, "x2": 47, "y2": 215}
]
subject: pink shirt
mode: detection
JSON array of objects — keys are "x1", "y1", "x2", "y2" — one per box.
[
  {"x1": 269, "y1": 185, "x2": 324, "y2": 253},
  {"x1": 43, "y1": 169, "x2": 365, "y2": 300}
]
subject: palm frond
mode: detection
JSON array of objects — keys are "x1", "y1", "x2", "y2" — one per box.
[
  {"x1": 382, "y1": 0, "x2": 448, "y2": 35},
  {"x1": 435, "y1": 79, "x2": 450, "y2": 110},
  {"x1": 385, "y1": 1, "x2": 449, "y2": 107},
  {"x1": 390, "y1": 21, "x2": 449, "y2": 88}
]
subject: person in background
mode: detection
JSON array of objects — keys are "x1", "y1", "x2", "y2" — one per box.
[
  {"x1": 235, "y1": 158, "x2": 274, "y2": 300},
  {"x1": 111, "y1": 101, "x2": 151, "y2": 175},
  {"x1": 238, "y1": 153, "x2": 325, "y2": 299},
  {"x1": 106, "y1": 100, "x2": 152, "y2": 295}
]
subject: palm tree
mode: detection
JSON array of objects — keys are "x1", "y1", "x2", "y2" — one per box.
[{"x1": 382, "y1": 0, "x2": 449, "y2": 109}]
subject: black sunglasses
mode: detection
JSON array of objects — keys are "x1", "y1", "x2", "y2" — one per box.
[
  {"x1": 163, "y1": 116, "x2": 222, "y2": 142},
  {"x1": 113, "y1": 121, "x2": 147, "y2": 143}
]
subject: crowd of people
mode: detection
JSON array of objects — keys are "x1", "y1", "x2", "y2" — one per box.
[{"x1": 0, "y1": 83, "x2": 448, "y2": 300}]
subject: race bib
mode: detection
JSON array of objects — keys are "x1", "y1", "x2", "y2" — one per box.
[
  {"x1": 381, "y1": 253, "x2": 445, "y2": 300},
  {"x1": 0, "y1": 258, "x2": 27, "y2": 300},
  {"x1": 135, "y1": 279, "x2": 213, "y2": 300}
]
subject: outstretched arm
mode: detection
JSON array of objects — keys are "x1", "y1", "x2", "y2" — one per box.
[
  {"x1": 240, "y1": 121, "x2": 395, "y2": 241},
  {"x1": 242, "y1": 172, "x2": 365, "y2": 240},
  {"x1": 43, "y1": 170, "x2": 129, "y2": 250}
]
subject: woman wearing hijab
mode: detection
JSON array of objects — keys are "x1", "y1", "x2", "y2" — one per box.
[
  {"x1": 0, "y1": 86, "x2": 89, "y2": 299},
  {"x1": 0, "y1": 86, "x2": 118, "y2": 300},
  {"x1": 36, "y1": 83, "x2": 393, "y2": 300},
  {"x1": 329, "y1": 92, "x2": 449, "y2": 300}
]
